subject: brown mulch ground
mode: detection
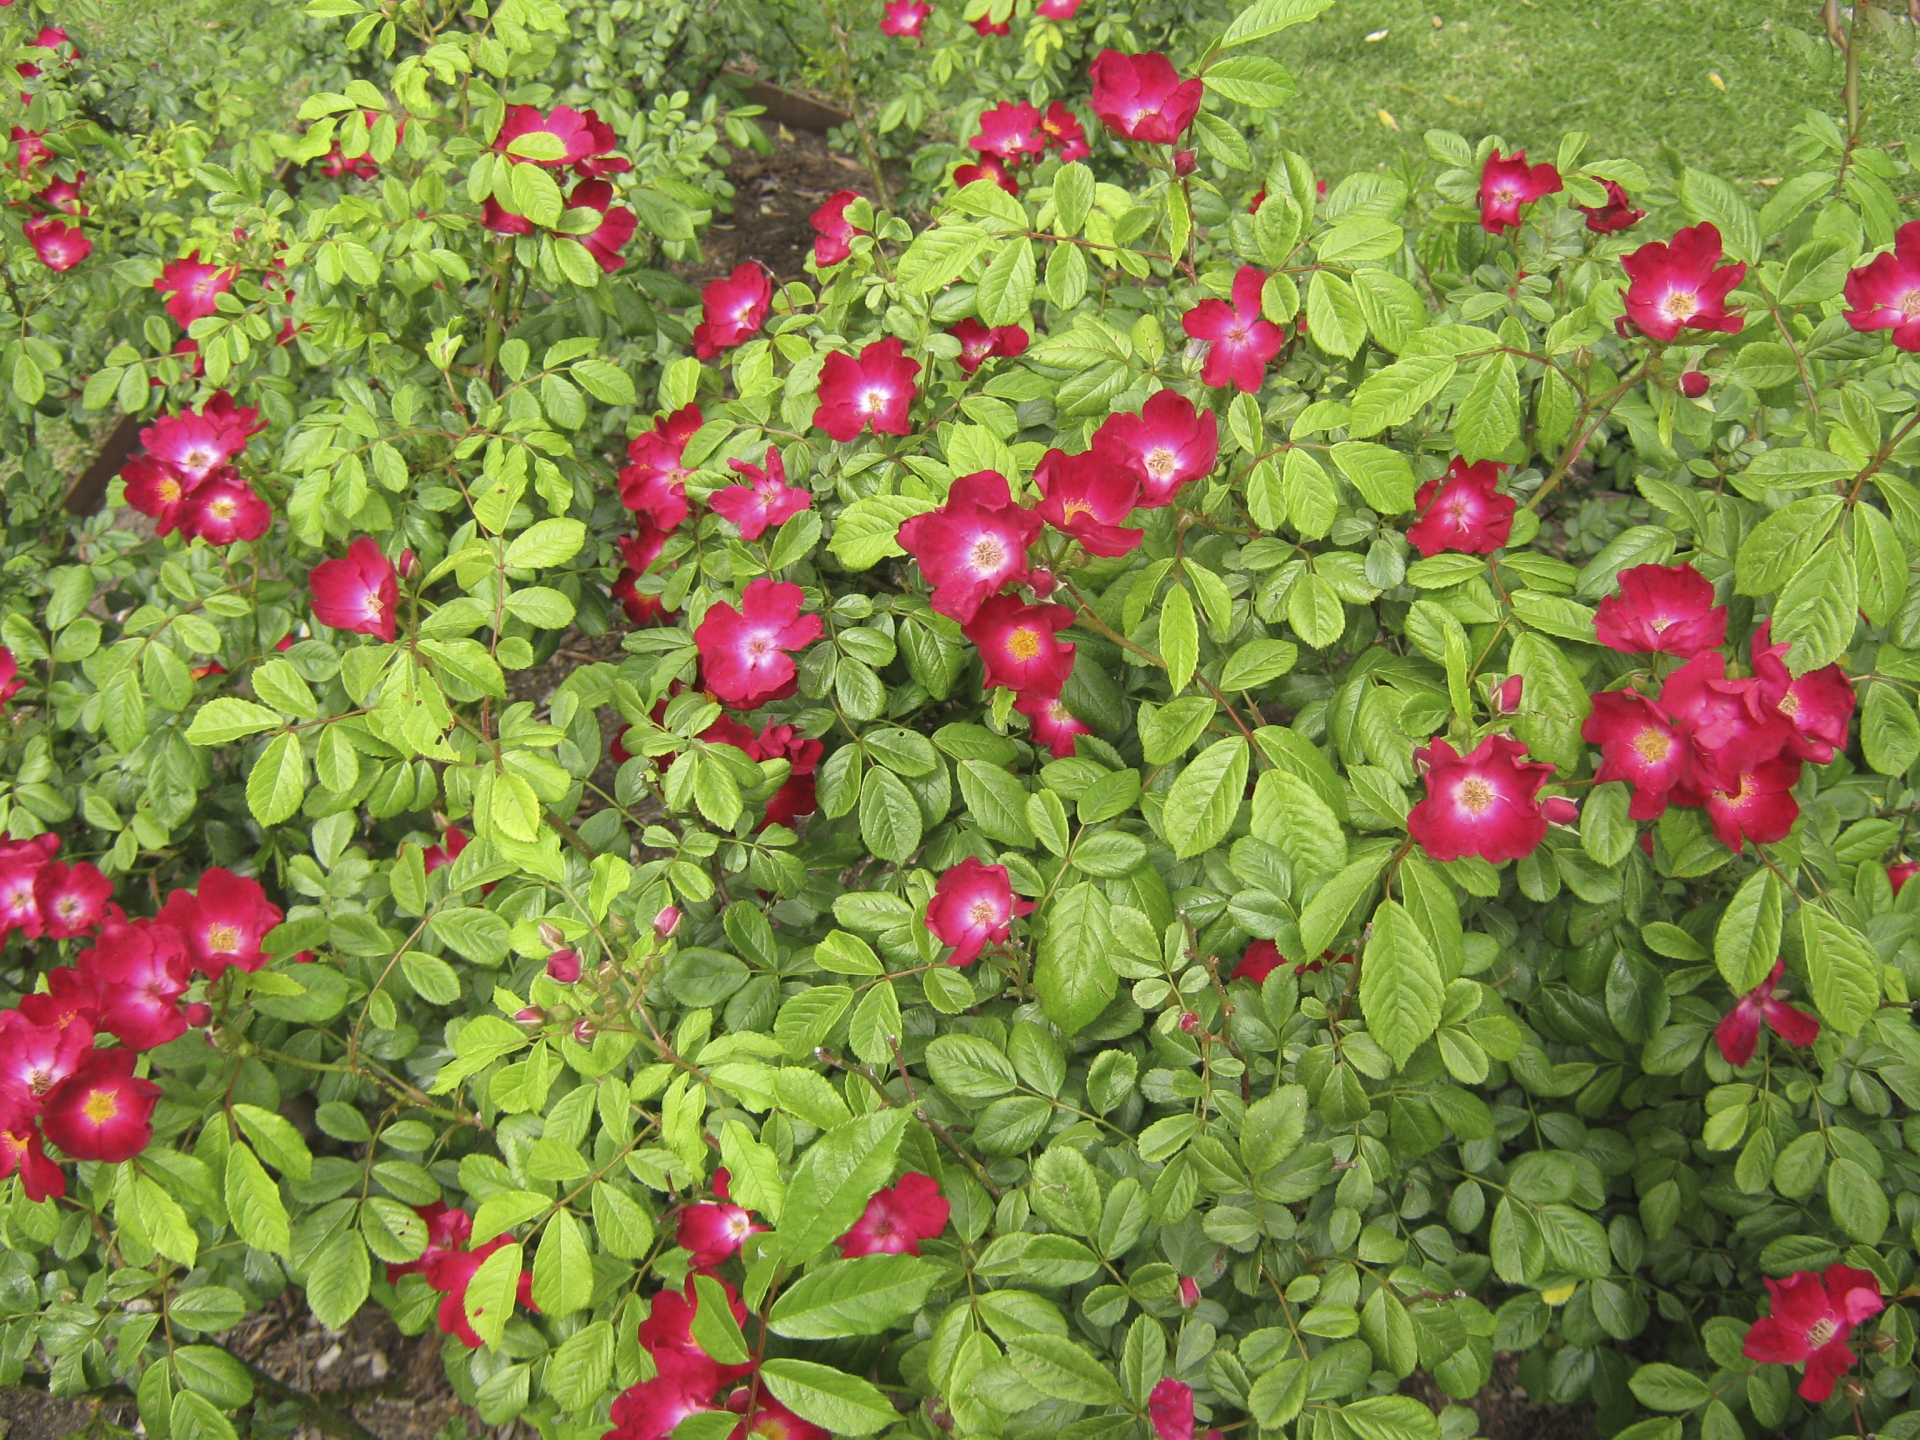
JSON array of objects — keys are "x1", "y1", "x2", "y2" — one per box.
[
  {"x1": 699, "y1": 125, "x2": 877, "y2": 286},
  {"x1": 1406, "y1": 1356, "x2": 1602, "y2": 1440}
]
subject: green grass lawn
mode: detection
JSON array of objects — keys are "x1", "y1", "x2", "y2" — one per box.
[{"x1": 1265, "y1": 0, "x2": 1920, "y2": 182}]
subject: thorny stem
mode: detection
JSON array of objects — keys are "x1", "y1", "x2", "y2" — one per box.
[{"x1": 1837, "y1": 0, "x2": 1874, "y2": 197}]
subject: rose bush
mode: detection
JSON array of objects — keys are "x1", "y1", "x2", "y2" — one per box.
[{"x1": 2, "y1": 3, "x2": 1920, "y2": 1440}]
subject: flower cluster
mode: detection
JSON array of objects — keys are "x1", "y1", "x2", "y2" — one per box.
[
  {"x1": 21, "y1": 164, "x2": 88, "y2": 271},
  {"x1": 956, "y1": 99, "x2": 1087, "y2": 192},
  {"x1": 119, "y1": 392, "x2": 270, "y2": 545},
  {"x1": 0, "y1": 861, "x2": 283, "y2": 1193},
  {"x1": 1583, "y1": 563, "x2": 1853, "y2": 851},
  {"x1": 480, "y1": 106, "x2": 635, "y2": 266},
  {"x1": 607, "y1": 1173, "x2": 948, "y2": 1440},
  {"x1": 387, "y1": 1201, "x2": 537, "y2": 1347}
]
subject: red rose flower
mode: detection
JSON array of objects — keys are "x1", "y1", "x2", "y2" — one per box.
[
  {"x1": 1621, "y1": 222, "x2": 1746, "y2": 342},
  {"x1": 962, "y1": 592, "x2": 1075, "y2": 696},
  {"x1": 1660, "y1": 653, "x2": 1793, "y2": 783},
  {"x1": 1093, "y1": 390, "x2": 1220, "y2": 507},
  {"x1": 1891, "y1": 860, "x2": 1918, "y2": 894},
  {"x1": 693, "y1": 264, "x2": 772, "y2": 360},
  {"x1": 971, "y1": 14, "x2": 1010, "y2": 35},
  {"x1": 1576, "y1": 178, "x2": 1644, "y2": 235},
  {"x1": 710, "y1": 446, "x2": 811, "y2": 541},
  {"x1": 1844, "y1": 220, "x2": 1920, "y2": 351},
  {"x1": 751, "y1": 722, "x2": 824, "y2": 830},
  {"x1": 677, "y1": 1201, "x2": 763, "y2": 1269},
  {"x1": 948, "y1": 318, "x2": 1030, "y2": 374},
  {"x1": 1406, "y1": 458, "x2": 1513, "y2": 557},
  {"x1": 1693, "y1": 756, "x2": 1802, "y2": 853},
  {"x1": 480, "y1": 196, "x2": 535, "y2": 237},
  {"x1": 568, "y1": 179, "x2": 638, "y2": 272},
  {"x1": 176, "y1": 474, "x2": 272, "y2": 546},
  {"x1": 1088, "y1": 51, "x2": 1203, "y2": 144},
  {"x1": 18, "y1": 963, "x2": 101, "y2": 1031},
  {"x1": 0, "y1": 646, "x2": 19, "y2": 709},
  {"x1": 1408, "y1": 735, "x2": 1554, "y2": 863},
  {"x1": 694, "y1": 577, "x2": 823, "y2": 709},
  {"x1": 971, "y1": 101, "x2": 1045, "y2": 165},
  {"x1": 1036, "y1": 0, "x2": 1081, "y2": 16},
  {"x1": 608, "y1": 1350, "x2": 722, "y2": 1440},
  {"x1": 309, "y1": 536, "x2": 400, "y2": 642},
  {"x1": 811, "y1": 190, "x2": 864, "y2": 267},
  {"x1": 423, "y1": 825, "x2": 468, "y2": 873},
  {"x1": 1743, "y1": 1265, "x2": 1883, "y2": 1402},
  {"x1": 926, "y1": 857, "x2": 1033, "y2": 966},
  {"x1": 0, "y1": 1126, "x2": 64, "y2": 1202},
  {"x1": 1033, "y1": 447, "x2": 1143, "y2": 557},
  {"x1": 1182, "y1": 266, "x2": 1284, "y2": 392},
  {"x1": 1714, "y1": 959, "x2": 1819, "y2": 1068},
  {"x1": 612, "y1": 533, "x2": 675, "y2": 626},
  {"x1": 0, "y1": 1010, "x2": 93, "y2": 1117},
  {"x1": 24, "y1": 215, "x2": 88, "y2": 272},
  {"x1": 493, "y1": 105, "x2": 629, "y2": 177},
  {"x1": 1750, "y1": 621, "x2": 1855, "y2": 764},
  {"x1": 730, "y1": 1399, "x2": 827, "y2": 1440},
  {"x1": 1014, "y1": 692, "x2": 1089, "y2": 758},
  {"x1": 383, "y1": 1200, "x2": 473, "y2": 1285},
  {"x1": 42, "y1": 1048, "x2": 161, "y2": 1163},
  {"x1": 1039, "y1": 102, "x2": 1090, "y2": 161},
  {"x1": 121, "y1": 454, "x2": 193, "y2": 532},
  {"x1": 814, "y1": 336, "x2": 920, "y2": 442},
  {"x1": 77, "y1": 916, "x2": 191, "y2": 1052},
  {"x1": 835, "y1": 1172, "x2": 951, "y2": 1256},
  {"x1": 954, "y1": 155, "x2": 1018, "y2": 194},
  {"x1": 1149, "y1": 1380, "x2": 1194, "y2": 1440},
  {"x1": 1594, "y1": 562, "x2": 1726, "y2": 659},
  {"x1": 1234, "y1": 940, "x2": 1283, "y2": 984},
  {"x1": 156, "y1": 868, "x2": 284, "y2": 978},
  {"x1": 1478, "y1": 149, "x2": 1562, "y2": 234},
  {"x1": 9, "y1": 127, "x2": 48, "y2": 178},
  {"x1": 156, "y1": 251, "x2": 236, "y2": 329},
  {"x1": 1582, "y1": 689, "x2": 1693, "y2": 820},
  {"x1": 881, "y1": 0, "x2": 932, "y2": 37},
  {"x1": 0, "y1": 855, "x2": 45, "y2": 940},
  {"x1": 138, "y1": 392, "x2": 264, "y2": 485},
  {"x1": 619, "y1": 404, "x2": 703, "y2": 531},
  {"x1": 32, "y1": 174, "x2": 86, "y2": 216},
  {"x1": 32, "y1": 861, "x2": 111, "y2": 939}
]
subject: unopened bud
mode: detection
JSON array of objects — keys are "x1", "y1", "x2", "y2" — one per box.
[
  {"x1": 1179, "y1": 1276, "x2": 1200, "y2": 1308},
  {"x1": 1173, "y1": 149, "x2": 1197, "y2": 177},
  {"x1": 1029, "y1": 568, "x2": 1056, "y2": 598},
  {"x1": 572, "y1": 1018, "x2": 598, "y2": 1046},
  {"x1": 546, "y1": 948, "x2": 582, "y2": 984},
  {"x1": 538, "y1": 921, "x2": 565, "y2": 950},
  {"x1": 398, "y1": 547, "x2": 417, "y2": 576},
  {"x1": 598, "y1": 958, "x2": 619, "y2": 984},
  {"x1": 1841, "y1": 1377, "x2": 1868, "y2": 1404},
  {"x1": 185, "y1": 1002, "x2": 212, "y2": 1028},
  {"x1": 1493, "y1": 675, "x2": 1523, "y2": 714},
  {"x1": 1179, "y1": 1011, "x2": 1201, "y2": 1033},
  {"x1": 513, "y1": 1006, "x2": 545, "y2": 1029},
  {"x1": 1543, "y1": 796, "x2": 1580, "y2": 826},
  {"x1": 653, "y1": 905, "x2": 682, "y2": 938},
  {"x1": 605, "y1": 910, "x2": 631, "y2": 938},
  {"x1": 1679, "y1": 370, "x2": 1709, "y2": 399}
]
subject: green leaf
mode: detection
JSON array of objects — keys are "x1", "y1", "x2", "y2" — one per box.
[
  {"x1": 1005, "y1": 1335, "x2": 1122, "y2": 1405},
  {"x1": 830, "y1": 495, "x2": 936, "y2": 570},
  {"x1": 1221, "y1": 0, "x2": 1334, "y2": 46},
  {"x1": 1252, "y1": 767, "x2": 1346, "y2": 880},
  {"x1": 1306, "y1": 271, "x2": 1366, "y2": 357},
  {"x1": 977, "y1": 237, "x2": 1036, "y2": 328},
  {"x1": 1825, "y1": 1156, "x2": 1890, "y2": 1243},
  {"x1": 546, "y1": 1321, "x2": 614, "y2": 1412},
  {"x1": 1798, "y1": 906, "x2": 1880, "y2": 1035},
  {"x1": 1036, "y1": 881, "x2": 1116, "y2": 1036},
  {"x1": 1159, "y1": 585, "x2": 1198, "y2": 693},
  {"x1": 1734, "y1": 495, "x2": 1840, "y2": 595},
  {"x1": 1330, "y1": 441, "x2": 1416, "y2": 513},
  {"x1": 767, "y1": 1255, "x2": 944, "y2": 1339},
  {"x1": 464, "y1": 1239, "x2": 524, "y2": 1348},
  {"x1": 858, "y1": 766, "x2": 922, "y2": 863},
  {"x1": 1773, "y1": 538, "x2": 1858, "y2": 674},
  {"x1": 1628, "y1": 1363, "x2": 1711, "y2": 1414},
  {"x1": 505, "y1": 517, "x2": 586, "y2": 568},
  {"x1": 304, "y1": 1230, "x2": 370, "y2": 1332},
  {"x1": 900, "y1": 224, "x2": 993, "y2": 295},
  {"x1": 1163, "y1": 737, "x2": 1248, "y2": 860},
  {"x1": 1678, "y1": 168, "x2": 1763, "y2": 265},
  {"x1": 185, "y1": 698, "x2": 284, "y2": 745},
  {"x1": 777, "y1": 1109, "x2": 912, "y2": 1264},
  {"x1": 758, "y1": 1360, "x2": 898, "y2": 1435},
  {"x1": 1299, "y1": 851, "x2": 1389, "y2": 958},
  {"x1": 956, "y1": 759, "x2": 1034, "y2": 846},
  {"x1": 1346, "y1": 355, "x2": 1455, "y2": 438},
  {"x1": 224, "y1": 1145, "x2": 290, "y2": 1256},
  {"x1": 232, "y1": 1103, "x2": 313, "y2": 1181},
  {"x1": 246, "y1": 733, "x2": 307, "y2": 826},
  {"x1": 531, "y1": 1211, "x2": 592, "y2": 1318},
  {"x1": 1454, "y1": 353, "x2": 1520, "y2": 462},
  {"x1": 691, "y1": 1272, "x2": 750, "y2": 1363},
  {"x1": 1203, "y1": 54, "x2": 1296, "y2": 109},
  {"x1": 1863, "y1": 684, "x2": 1920, "y2": 775},
  {"x1": 1360, "y1": 901, "x2": 1445, "y2": 1066}
]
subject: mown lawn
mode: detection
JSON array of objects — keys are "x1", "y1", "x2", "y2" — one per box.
[{"x1": 1264, "y1": 0, "x2": 1920, "y2": 182}]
